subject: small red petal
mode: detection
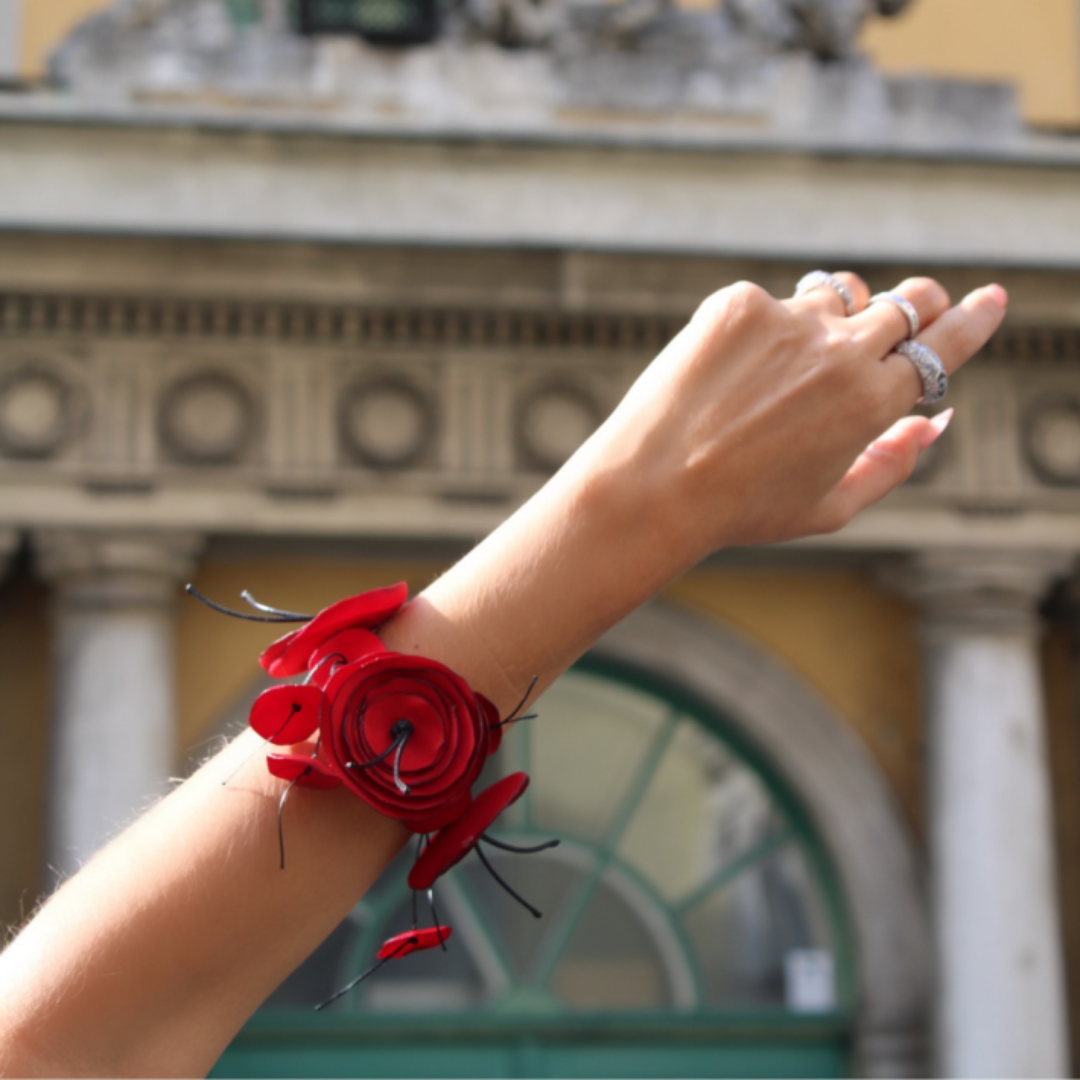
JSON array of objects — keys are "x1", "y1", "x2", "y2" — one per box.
[
  {"x1": 377, "y1": 926, "x2": 453, "y2": 960},
  {"x1": 308, "y1": 628, "x2": 385, "y2": 675},
  {"x1": 408, "y1": 772, "x2": 529, "y2": 890},
  {"x1": 258, "y1": 628, "x2": 301, "y2": 674},
  {"x1": 266, "y1": 753, "x2": 342, "y2": 789},
  {"x1": 249, "y1": 684, "x2": 324, "y2": 744}
]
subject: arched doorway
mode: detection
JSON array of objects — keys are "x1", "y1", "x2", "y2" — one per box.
[{"x1": 214, "y1": 601, "x2": 927, "y2": 1078}]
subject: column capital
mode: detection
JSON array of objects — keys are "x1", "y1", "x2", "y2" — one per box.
[
  {"x1": 33, "y1": 530, "x2": 203, "y2": 610},
  {"x1": 881, "y1": 549, "x2": 1076, "y2": 635}
]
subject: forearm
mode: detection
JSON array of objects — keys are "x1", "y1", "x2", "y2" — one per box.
[{"x1": 0, "y1": 438, "x2": 670, "y2": 1078}]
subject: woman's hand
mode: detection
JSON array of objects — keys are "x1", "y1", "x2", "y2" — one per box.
[
  {"x1": 586, "y1": 273, "x2": 1006, "y2": 561},
  {"x1": 403, "y1": 270, "x2": 1007, "y2": 714}
]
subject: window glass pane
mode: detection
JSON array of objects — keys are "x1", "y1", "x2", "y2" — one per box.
[
  {"x1": 519, "y1": 670, "x2": 671, "y2": 846},
  {"x1": 550, "y1": 870, "x2": 679, "y2": 1010},
  {"x1": 457, "y1": 847, "x2": 586, "y2": 988},
  {"x1": 683, "y1": 843, "x2": 836, "y2": 1009},
  {"x1": 616, "y1": 719, "x2": 785, "y2": 903}
]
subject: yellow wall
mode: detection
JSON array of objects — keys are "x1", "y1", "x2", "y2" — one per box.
[
  {"x1": 0, "y1": 569, "x2": 51, "y2": 935},
  {"x1": 861, "y1": 0, "x2": 1080, "y2": 128},
  {"x1": 15, "y1": 0, "x2": 1080, "y2": 128},
  {"x1": 18, "y1": 0, "x2": 109, "y2": 80},
  {"x1": 665, "y1": 569, "x2": 925, "y2": 837}
]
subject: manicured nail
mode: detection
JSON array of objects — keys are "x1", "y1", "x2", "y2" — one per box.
[
  {"x1": 983, "y1": 283, "x2": 1009, "y2": 308},
  {"x1": 921, "y1": 407, "x2": 953, "y2": 448}
]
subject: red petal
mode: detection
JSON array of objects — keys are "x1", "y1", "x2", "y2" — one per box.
[
  {"x1": 258, "y1": 628, "x2": 301, "y2": 674},
  {"x1": 477, "y1": 693, "x2": 503, "y2": 755},
  {"x1": 407, "y1": 773, "x2": 529, "y2": 890},
  {"x1": 249, "y1": 684, "x2": 324, "y2": 744},
  {"x1": 308, "y1": 629, "x2": 385, "y2": 683},
  {"x1": 266, "y1": 753, "x2": 342, "y2": 789},
  {"x1": 376, "y1": 926, "x2": 453, "y2": 960},
  {"x1": 264, "y1": 584, "x2": 409, "y2": 678}
]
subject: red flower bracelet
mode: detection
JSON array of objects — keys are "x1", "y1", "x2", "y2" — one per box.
[{"x1": 188, "y1": 582, "x2": 555, "y2": 1009}]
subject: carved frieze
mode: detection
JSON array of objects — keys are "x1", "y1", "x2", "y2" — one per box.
[{"x1": 0, "y1": 287, "x2": 1078, "y2": 546}]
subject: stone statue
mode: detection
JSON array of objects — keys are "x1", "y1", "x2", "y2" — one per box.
[
  {"x1": 450, "y1": 0, "x2": 913, "y2": 56},
  {"x1": 724, "y1": 0, "x2": 913, "y2": 61},
  {"x1": 40, "y1": 0, "x2": 1013, "y2": 150},
  {"x1": 49, "y1": 0, "x2": 315, "y2": 101},
  {"x1": 52, "y1": 0, "x2": 915, "y2": 71}
]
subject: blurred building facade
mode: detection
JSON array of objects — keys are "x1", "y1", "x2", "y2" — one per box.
[{"x1": 1, "y1": 1, "x2": 1079, "y2": 1077}]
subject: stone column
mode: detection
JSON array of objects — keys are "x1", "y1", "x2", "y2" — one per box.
[
  {"x1": 34, "y1": 531, "x2": 202, "y2": 881},
  {"x1": 0, "y1": 529, "x2": 17, "y2": 581},
  {"x1": 900, "y1": 550, "x2": 1072, "y2": 1078}
]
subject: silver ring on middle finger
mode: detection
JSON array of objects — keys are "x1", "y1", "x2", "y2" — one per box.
[
  {"x1": 868, "y1": 291, "x2": 920, "y2": 340},
  {"x1": 795, "y1": 271, "x2": 856, "y2": 316}
]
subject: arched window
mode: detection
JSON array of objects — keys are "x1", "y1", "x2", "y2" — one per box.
[{"x1": 214, "y1": 657, "x2": 855, "y2": 1078}]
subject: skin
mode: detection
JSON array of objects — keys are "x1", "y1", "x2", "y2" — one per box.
[{"x1": 0, "y1": 272, "x2": 1006, "y2": 1077}]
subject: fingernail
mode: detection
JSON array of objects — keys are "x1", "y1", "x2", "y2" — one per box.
[
  {"x1": 983, "y1": 283, "x2": 1009, "y2": 308},
  {"x1": 921, "y1": 407, "x2": 953, "y2": 448}
]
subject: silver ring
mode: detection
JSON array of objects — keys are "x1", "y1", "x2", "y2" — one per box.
[
  {"x1": 895, "y1": 340, "x2": 948, "y2": 404},
  {"x1": 795, "y1": 271, "x2": 855, "y2": 316},
  {"x1": 869, "y1": 291, "x2": 919, "y2": 339}
]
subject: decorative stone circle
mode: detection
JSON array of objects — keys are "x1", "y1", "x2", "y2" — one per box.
[
  {"x1": 0, "y1": 366, "x2": 76, "y2": 459},
  {"x1": 339, "y1": 376, "x2": 434, "y2": 469},
  {"x1": 516, "y1": 382, "x2": 602, "y2": 472},
  {"x1": 159, "y1": 372, "x2": 255, "y2": 465},
  {"x1": 1023, "y1": 396, "x2": 1080, "y2": 486}
]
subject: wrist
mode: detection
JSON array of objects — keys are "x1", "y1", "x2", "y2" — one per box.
[{"x1": 380, "y1": 431, "x2": 684, "y2": 715}]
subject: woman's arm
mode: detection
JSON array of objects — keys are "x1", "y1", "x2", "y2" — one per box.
[{"x1": 0, "y1": 275, "x2": 1006, "y2": 1077}]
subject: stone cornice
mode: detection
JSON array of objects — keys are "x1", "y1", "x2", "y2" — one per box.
[
  {"x1": 1, "y1": 288, "x2": 1079, "y2": 552},
  {"x1": 4, "y1": 122, "x2": 1080, "y2": 266}
]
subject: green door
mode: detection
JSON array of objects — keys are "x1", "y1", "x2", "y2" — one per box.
[{"x1": 214, "y1": 657, "x2": 854, "y2": 1078}]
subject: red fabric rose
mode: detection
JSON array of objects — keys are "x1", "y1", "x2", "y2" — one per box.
[
  {"x1": 320, "y1": 652, "x2": 490, "y2": 832},
  {"x1": 260, "y1": 582, "x2": 408, "y2": 678}
]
